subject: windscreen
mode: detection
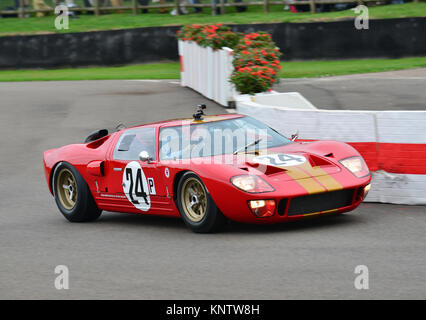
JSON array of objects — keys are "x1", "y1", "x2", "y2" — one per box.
[{"x1": 159, "y1": 116, "x2": 291, "y2": 160}]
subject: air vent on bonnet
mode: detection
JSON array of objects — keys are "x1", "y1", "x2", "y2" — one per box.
[
  {"x1": 308, "y1": 154, "x2": 334, "y2": 167},
  {"x1": 264, "y1": 166, "x2": 287, "y2": 175},
  {"x1": 244, "y1": 163, "x2": 287, "y2": 176}
]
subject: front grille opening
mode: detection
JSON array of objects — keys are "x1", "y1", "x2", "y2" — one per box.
[
  {"x1": 355, "y1": 187, "x2": 363, "y2": 201},
  {"x1": 287, "y1": 188, "x2": 355, "y2": 217},
  {"x1": 278, "y1": 198, "x2": 288, "y2": 216}
]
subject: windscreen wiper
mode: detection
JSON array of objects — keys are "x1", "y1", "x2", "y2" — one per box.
[{"x1": 233, "y1": 138, "x2": 263, "y2": 155}]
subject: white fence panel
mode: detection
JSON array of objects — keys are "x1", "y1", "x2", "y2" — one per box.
[{"x1": 179, "y1": 40, "x2": 235, "y2": 107}]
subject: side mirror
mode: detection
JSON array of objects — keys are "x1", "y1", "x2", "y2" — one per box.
[
  {"x1": 139, "y1": 151, "x2": 151, "y2": 162},
  {"x1": 291, "y1": 130, "x2": 299, "y2": 142}
]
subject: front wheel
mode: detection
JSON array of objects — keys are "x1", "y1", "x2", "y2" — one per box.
[
  {"x1": 53, "y1": 162, "x2": 101, "y2": 222},
  {"x1": 176, "y1": 172, "x2": 227, "y2": 233}
]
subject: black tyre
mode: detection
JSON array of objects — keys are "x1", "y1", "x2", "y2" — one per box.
[
  {"x1": 176, "y1": 172, "x2": 227, "y2": 233},
  {"x1": 53, "y1": 162, "x2": 101, "y2": 222}
]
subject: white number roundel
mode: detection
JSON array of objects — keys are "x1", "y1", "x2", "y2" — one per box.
[
  {"x1": 253, "y1": 154, "x2": 306, "y2": 167},
  {"x1": 122, "y1": 161, "x2": 151, "y2": 211}
]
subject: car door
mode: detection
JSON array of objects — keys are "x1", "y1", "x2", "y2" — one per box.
[{"x1": 105, "y1": 126, "x2": 171, "y2": 214}]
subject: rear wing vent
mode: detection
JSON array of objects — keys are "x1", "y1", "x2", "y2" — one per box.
[
  {"x1": 86, "y1": 135, "x2": 110, "y2": 149},
  {"x1": 85, "y1": 129, "x2": 109, "y2": 143}
]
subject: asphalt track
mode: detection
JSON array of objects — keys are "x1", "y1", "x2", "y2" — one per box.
[
  {"x1": 275, "y1": 68, "x2": 426, "y2": 110},
  {"x1": 0, "y1": 71, "x2": 425, "y2": 299}
]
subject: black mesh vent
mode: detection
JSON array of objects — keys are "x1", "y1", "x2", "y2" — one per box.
[
  {"x1": 287, "y1": 188, "x2": 355, "y2": 216},
  {"x1": 277, "y1": 198, "x2": 288, "y2": 216},
  {"x1": 355, "y1": 187, "x2": 363, "y2": 201}
]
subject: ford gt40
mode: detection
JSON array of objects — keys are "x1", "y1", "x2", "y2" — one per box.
[{"x1": 43, "y1": 111, "x2": 371, "y2": 233}]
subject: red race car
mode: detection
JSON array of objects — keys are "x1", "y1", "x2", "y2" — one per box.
[{"x1": 43, "y1": 107, "x2": 371, "y2": 233}]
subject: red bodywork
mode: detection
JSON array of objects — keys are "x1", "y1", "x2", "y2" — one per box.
[{"x1": 43, "y1": 114, "x2": 371, "y2": 224}]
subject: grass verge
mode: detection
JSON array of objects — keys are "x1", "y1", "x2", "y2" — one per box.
[
  {"x1": 0, "y1": 3, "x2": 425, "y2": 36},
  {"x1": 1, "y1": 57, "x2": 425, "y2": 82}
]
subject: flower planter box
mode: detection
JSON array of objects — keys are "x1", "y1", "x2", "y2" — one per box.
[{"x1": 178, "y1": 40, "x2": 317, "y2": 110}]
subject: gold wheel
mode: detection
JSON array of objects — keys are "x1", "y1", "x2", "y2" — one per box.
[
  {"x1": 56, "y1": 168, "x2": 78, "y2": 210},
  {"x1": 180, "y1": 177, "x2": 207, "y2": 223}
]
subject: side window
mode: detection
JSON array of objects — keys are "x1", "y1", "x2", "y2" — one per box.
[
  {"x1": 113, "y1": 127, "x2": 156, "y2": 161},
  {"x1": 118, "y1": 134, "x2": 136, "y2": 151},
  {"x1": 159, "y1": 127, "x2": 183, "y2": 160}
]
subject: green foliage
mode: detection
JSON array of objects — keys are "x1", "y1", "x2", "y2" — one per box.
[
  {"x1": 229, "y1": 65, "x2": 277, "y2": 95},
  {"x1": 230, "y1": 32, "x2": 282, "y2": 94},
  {"x1": 177, "y1": 24, "x2": 241, "y2": 50},
  {"x1": 1, "y1": 57, "x2": 426, "y2": 82}
]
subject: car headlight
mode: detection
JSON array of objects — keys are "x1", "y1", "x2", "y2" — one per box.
[
  {"x1": 248, "y1": 200, "x2": 276, "y2": 217},
  {"x1": 230, "y1": 175, "x2": 275, "y2": 193},
  {"x1": 363, "y1": 184, "x2": 371, "y2": 199},
  {"x1": 339, "y1": 156, "x2": 369, "y2": 178}
]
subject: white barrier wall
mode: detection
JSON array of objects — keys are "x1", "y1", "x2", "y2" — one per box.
[
  {"x1": 179, "y1": 40, "x2": 235, "y2": 107},
  {"x1": 376, "y1": 111, "x2": 426, "y2": 144},
  {"x1": 370, "y1": 172, "x2": 426, "y2": 205},
  {"x1": 236, "y1": 91, "x2": 317, "y2": 111},
  {"x1": 238, "y1": 102, "x2": 377, "y2": 143},
  {"x1": 237, "y1": 101, "x2": 426, "y2": 205}
]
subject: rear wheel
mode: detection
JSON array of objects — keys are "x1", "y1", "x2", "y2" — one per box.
[
  {"x1": 53, "y1": 162, "x2": 101, "y2": 222},
  {"x1": 177, "y1": 172, "x2": 227, "y2": 233}
]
